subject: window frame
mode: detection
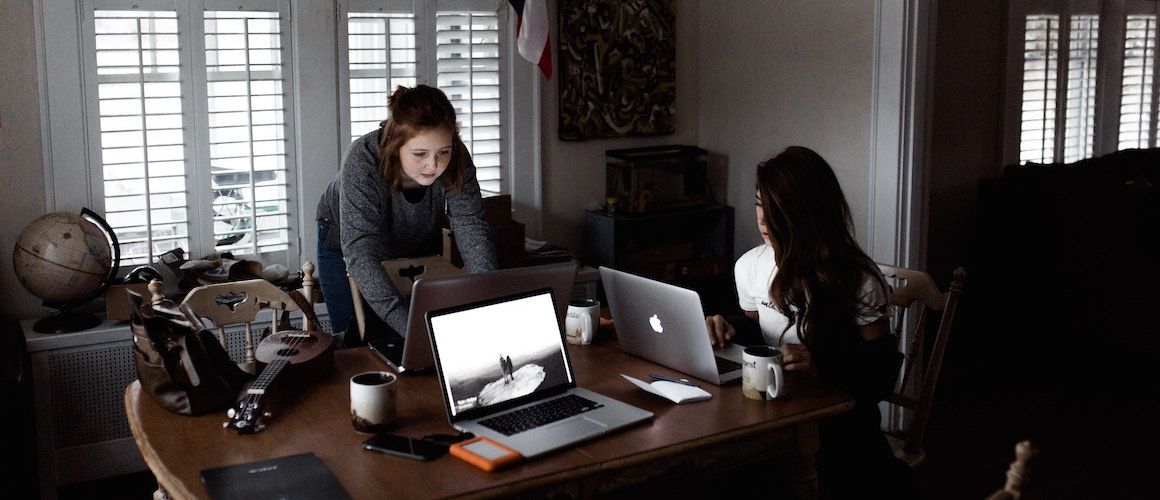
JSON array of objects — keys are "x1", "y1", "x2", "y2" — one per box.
[
  {"x1": 38, "y1": 0, "x2": 536, "y2": 275},
  {"x1": 337, "y1": 0, "x2": 510, "y2": 195},
  {"x1": 339, "y1": 1, "x2": 418, "y2": 145},
  {"x1": 1001, "y1": 0, "x2": 1160, "y2": 165},
  {"x1": 83, "y1": 4, "x2": 199, "y2": 265},
  {"x1": 48, "y1": 0, "x2": 300, "y2": 268},
  {"x1": 1114, "y1": 0, "x2": 1160, "y2": 150},
  {"x1": 338, "y1": 0, "x2": 423, "y2": 148}
]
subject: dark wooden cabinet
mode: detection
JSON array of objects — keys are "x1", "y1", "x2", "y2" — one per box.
[{"x1": 583, "y1": 204, "x2": 735, "y2": 314}]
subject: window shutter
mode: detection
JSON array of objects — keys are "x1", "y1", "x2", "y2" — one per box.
[
  {"x1": 346, "y1": 11, "x2": 418, "y2": 143},
  {"x1": 52, "y1": 0, "x2": 521, "y2": 270},
  {"x1": 340, "y1": 4, "x2": 504, "y2": 194},
  {"x1": 436, "y1": 10, "x2": 502, "y2": 195},
  {"x1": 1018, "y1": 13, "x2": 1099, "y2": 164},
  {"x1": 204, "y1": 10, "x2": 291, "y2": 254},
  {"x1": 1118, "y1": 14, "x2": 1157, "y2": 149},
  {"x1": 1064, "y1": 15, "x2": 1098, "y2": 162},
  {"x1": 1021, "y1": 15, "x2": 1060, "y2": 164},
  {"x1": 93, "y1": 9, "x2": 189, "y2": 265}
]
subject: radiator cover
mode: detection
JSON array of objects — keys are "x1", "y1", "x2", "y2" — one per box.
[{"x1": 24, "y1": 309, "x2": 331, "y2": 499}]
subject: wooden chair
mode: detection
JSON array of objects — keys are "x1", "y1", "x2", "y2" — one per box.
[
  {"x1": 178, "y1": 262, "x2": 321, "y2": 372},
  {"x1": 347, "y1": 256, "x2": 464, "y2": 345},
  {"x1": 877, "y1": 264, "x2": 967, "y2": 469},
  {"x1": 143, "y1": 263, "x2": 321, "y2": 499},
  {"x1": 348, "y1": 273, "x2": 367, "y2": 345},
  {"x1": 987, "y1": 440, "x2": 1039, "y2": 499}
]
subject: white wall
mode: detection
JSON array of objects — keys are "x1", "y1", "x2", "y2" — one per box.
[
  {"x1": 695, "y1": 0, "x2": 879, "y2": 256},
  {"x1": 537, "y1": 1, "x2": 701, "y2": 253},
  {"x1": 537, "y1": 1, "x2": 883, "y2": 259},
  {"x1": 0, "y1": 0, "x2": 50, "y2": 319}
]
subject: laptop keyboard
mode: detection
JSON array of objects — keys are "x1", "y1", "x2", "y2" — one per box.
[
  {"x1": 479, "y1": 394, "x2": 604, "y2": 436},
  {"x1": 715, "y1": 356, "x2": 742, "y2": 374}
]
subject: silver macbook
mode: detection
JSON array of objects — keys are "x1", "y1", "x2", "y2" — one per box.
[
  {"x1": 599, "y1": 266, "x2": 745, "y2": 385},
  {"x1": 425, "y1": 288, "x2": 653, "y2": 458},
  {"x1": 369, "y1": 261, "x2": 577, "y2": 374}
]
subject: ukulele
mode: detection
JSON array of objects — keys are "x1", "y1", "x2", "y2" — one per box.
[{"x1": 224, "y1": 329, "x2": 334, "y2": 434}]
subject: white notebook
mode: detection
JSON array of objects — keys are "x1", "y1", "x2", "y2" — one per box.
[{"x1": 621, "y1": 374, "x2": 712, "y2": 404}]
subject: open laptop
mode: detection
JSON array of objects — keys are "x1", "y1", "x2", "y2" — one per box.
[
  {"x1": 369, "y1": 261, "x2": 577, "y2": 374},
  {"x1": 599, "y1": 266, "x2": 745, "y2": 385},
  {"x1": 425, "y1": 287, "x2": 653, "y2": 458}
]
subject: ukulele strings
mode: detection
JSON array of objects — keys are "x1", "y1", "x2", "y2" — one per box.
[
  {"x1": 235, "y1": 330, "x2": 312, "y2": 422},
  {"x1": 252, "y1": 330, "x2": 309, "y2": 391}
]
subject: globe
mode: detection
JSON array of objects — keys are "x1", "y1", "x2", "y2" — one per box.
[{"x1": 13, "y1": 209, "x2": 120, "y2": 333}]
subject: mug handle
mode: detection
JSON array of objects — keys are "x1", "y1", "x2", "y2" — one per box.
[
  {"x1": 580, "y1": 312, "x2": 593, "y2": 343},
  {"x1": 766, "y1": 362, "x2": 784, "y2": 399}
]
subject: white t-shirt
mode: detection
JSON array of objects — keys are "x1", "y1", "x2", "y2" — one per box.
[{"x1": 734, "y1": 244, "x2": 891, "y2": 346}]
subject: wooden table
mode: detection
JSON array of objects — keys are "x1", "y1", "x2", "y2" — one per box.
[{"x1": 125, "y1": 335, "x2": 853, "y2": 499}]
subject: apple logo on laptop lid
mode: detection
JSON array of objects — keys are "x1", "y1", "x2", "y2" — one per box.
[{"x1": 649, "y1": 314, "x2": 664, "y2": 334}]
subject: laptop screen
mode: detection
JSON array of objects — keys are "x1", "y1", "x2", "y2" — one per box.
[{"x1": 427, "y1": 288, "x2": 575, "y2": 419}]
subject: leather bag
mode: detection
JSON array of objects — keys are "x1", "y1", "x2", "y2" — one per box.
[{"x1": 128, "y1": 291, "x2": 253, "y2": 416}]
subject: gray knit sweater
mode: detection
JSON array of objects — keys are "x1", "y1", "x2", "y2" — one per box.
[{"x1": 316, "y1": 130, "x2": 497, "y2": 335}]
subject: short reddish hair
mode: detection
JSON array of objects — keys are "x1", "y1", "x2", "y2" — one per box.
[{"x1": 376, "y1": 85, "x2": 466, "y2": 193}]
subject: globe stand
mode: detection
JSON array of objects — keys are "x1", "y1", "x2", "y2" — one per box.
[{"x1": 33, "y1": 306, "x2": 102, "y2": 334}]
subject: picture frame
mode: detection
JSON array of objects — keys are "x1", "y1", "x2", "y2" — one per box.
[{"x1": 557, "y1": 0, "x2": 676, "y2": 141}]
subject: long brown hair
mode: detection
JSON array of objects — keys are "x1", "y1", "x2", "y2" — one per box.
[
  {"x1": 756, "y1": 146, "x2": 882, "y2": 347},
  {"x1": 376, "y1": 85, "x2": 466, "y2": 193}
]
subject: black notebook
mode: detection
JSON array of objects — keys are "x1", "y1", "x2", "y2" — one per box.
[{"x1": 200, "y1": 452, "x2": 350, "y2": 500}]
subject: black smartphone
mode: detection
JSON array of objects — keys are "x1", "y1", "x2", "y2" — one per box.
[{"x1": 362, "y1": 433, "x2": 447, "y2": 461}]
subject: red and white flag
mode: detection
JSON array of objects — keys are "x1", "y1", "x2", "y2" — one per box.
[{"x1": 508, "y1": 0, "x2": 552, "y2": 80}]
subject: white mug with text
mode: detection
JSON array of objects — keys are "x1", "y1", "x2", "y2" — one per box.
[
  {"x1": 742, "y1": 345, "x2": 786, "y2": 400},
  {"x1": 565, "y1": 298, "x2": 600, "y2": 345}
]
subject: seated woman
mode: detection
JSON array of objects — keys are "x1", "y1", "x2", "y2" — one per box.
[
  {"x1": 706, "y1": 146, "x2": 919, "y2": 498},
  {"x1": 316, "y1": 85, "x2": 497, "y2": 346}
]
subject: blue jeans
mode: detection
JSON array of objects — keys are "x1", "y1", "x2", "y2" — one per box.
[{"x1": 316, "y1": 219, "x2": 353, "y2": 338}]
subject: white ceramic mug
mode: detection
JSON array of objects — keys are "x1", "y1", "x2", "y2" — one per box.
[
  {"x1": 742, "y1": 345, "x2": 786, "y2": 400},
  {"x1": 565, "y1": 298, "x2": 601, "y2": 345},
  {"x1": 350, "y1": 371, "x2": 397, "y2": 433}
]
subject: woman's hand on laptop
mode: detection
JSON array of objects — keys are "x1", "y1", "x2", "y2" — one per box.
[{"x1": 705, "y1": 315, "x2": 734, "y2": 347}]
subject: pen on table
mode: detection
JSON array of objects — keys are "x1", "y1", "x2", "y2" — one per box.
[{"x1": 649, "y1": 374, "x2": 700, "y2": 388}]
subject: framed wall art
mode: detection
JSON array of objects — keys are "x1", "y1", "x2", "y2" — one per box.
[{"x1": 557, "y1": 0, "x2": 676, "y2": 141}]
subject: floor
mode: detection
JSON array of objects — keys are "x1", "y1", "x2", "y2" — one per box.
[
  {"x1": 905, "y1": 286, "x2": 1160, "y2": 500},
  {"x1": 58, "y1": 471, "x2": 157, "y2": 500}
]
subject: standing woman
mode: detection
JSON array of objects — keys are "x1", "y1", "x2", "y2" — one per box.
[
  {"x1": 316, "y1": 85, "x2": 497, "y2": 345},
  {"x1": 706, "y1": 146, "x2": 918, "y2": 498}
]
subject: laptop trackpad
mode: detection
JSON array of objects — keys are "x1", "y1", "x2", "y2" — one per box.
[{"x1": 549, "y1": 416, "x2": 607, "y2": 436}]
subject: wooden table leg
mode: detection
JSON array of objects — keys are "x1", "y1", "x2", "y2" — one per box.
[{"x1": 791, "y1": 422, "x2": 821, "y2": 500}]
